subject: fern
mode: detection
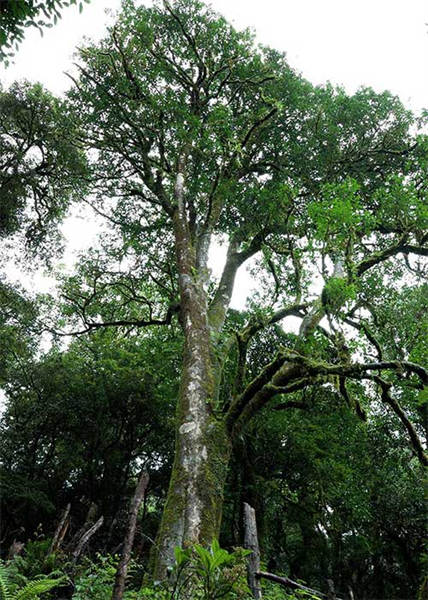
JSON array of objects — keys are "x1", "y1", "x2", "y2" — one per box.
[
  {"x1": 15, "y1": 577, "x2": 65, "y2": 600},
  {"x1": 0, "y1": 564, "x2": 12, "y2": 600},
  {"x1": 0, "y1": 564, "x2": 65, "y2": 600}
]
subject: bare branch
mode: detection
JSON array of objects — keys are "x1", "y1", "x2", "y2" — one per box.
[{"x1": 51, "y1": 303, "x2": 179, "y2": 337}]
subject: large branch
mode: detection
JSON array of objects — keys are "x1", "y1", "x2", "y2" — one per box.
[
  {"x1": 226, "y1": 349, "x2": 311, "y2": 434},
  {"x1": 240, "y1": 106, "x2": 278, "y2": 151},
  {"x1": 222, "y1": 234, "x2": 427, "y2": 443},
  {"x1": 255, "y1": 571, "x2": 341, "y2": 599},
  {"x1": 311, "y1": 360, "x2": 427, "y2": 384},
  {"x1": 356, "y1": 238, "x2": 428, "y2": 276},
  {"x1": 226, "y1": 347, "x2": 427, "y2": 438},
  {"x1": 222, "y1": 302, "x2": 307, "y2": 397},
  {"x1": 368, "y1": 375, "x2": 427, "y2": 467},
  {"x1": 208, "y1": 231, "x2": 267, "y2": 334},
  {"x1": 239, "y1": 302, "x2": 307, "y2": 344}
]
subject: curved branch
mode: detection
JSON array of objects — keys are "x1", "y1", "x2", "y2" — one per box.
[
  {"x1": 50, "y1": 303, "x2": 179, "y2": 337},
  {"x1": 239, "y1": 302, "x2": 307, "y2": 344},
  {"x1": 226, "y1": 351, "x2": 289, "y2": 430},
  {"x1": 343, "y1": 316, "x2": 383, "y2": 360},
  {"x1": 208, "y1": 231, "x2": 268, "y2": 334},
  {"x1": 369, "y1": 375, "x2": 427, "y2": 467},
  {"x1": 316, "y1": 360, "x2": 427, "y2": 384},
  {"x1": 357, "y1": 237, "x2": 428, "y2": 276}
]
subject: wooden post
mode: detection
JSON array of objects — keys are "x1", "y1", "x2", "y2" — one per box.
[
  {"x1": 72, "y1": 515, "x2": 104, "y2": 563},
  {"x1": 243, "y1": 502, "x2": 262, "y2": 599},
  {"x1": 7, "y1": 540, "x2": 24, "y2": 560},
  {"x1": 111, "y1": 471, "x2": 149, "y2": 600},
  {"x1": 327, "y1": 579, "x2": 336, "y2": 600},
  {"x1": 69, "y1": 502, "x2": 98, "y2": 551},
  {"x1": 50, "y1": 503, "x2": 71, "y2": 554}
]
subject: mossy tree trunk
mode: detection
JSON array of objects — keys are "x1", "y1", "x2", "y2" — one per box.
[{"x1": 151, "y1": 169, "x2": 233, "y2": 580}]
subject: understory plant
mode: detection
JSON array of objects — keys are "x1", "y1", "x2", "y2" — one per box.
[
  {"x1": 72, "y1": 554, "x2": 141, "y2": 600},
  {"x1": 0, "y1": 562, "x2": 66, "y2": 600},
  {"x1": 140, "y1": 541, "x2": 251, "y2": 600}
]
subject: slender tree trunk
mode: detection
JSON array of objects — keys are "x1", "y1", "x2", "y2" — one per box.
[
  {"x1": 72, "y1": 515, "x2": 104, "y2": 563},
  {"x1": 111, "y1": 471, "x2": 149, "y2": 600}
]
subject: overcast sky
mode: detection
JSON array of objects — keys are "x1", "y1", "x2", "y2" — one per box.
[
  {"x1": 1, "y1": 0, "x2": 427, "y2": 110},
  {"x1": 1, "y1": 0, "x2": 427, "y2": 302}
]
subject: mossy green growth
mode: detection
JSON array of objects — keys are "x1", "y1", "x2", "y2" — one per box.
[
  {"x1": 199, "y1": 418, "x2": 232, "y2": 542},
  {"x1": 150, "y1": 411, "x2": 231, "y2": 581},
  {"x1": 322, "y1": 277, "x2": 356, "y2": 315}
]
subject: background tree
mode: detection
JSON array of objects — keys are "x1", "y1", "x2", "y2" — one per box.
[
  {"x1": 0, "y1": 82, "x2": 87, "y2": 255},
  {"x1": 0, "y1": 330, "x2": 178, "y2": 554},
  {"x1": 0, "y1": 279, "x2": 38, "y2": 384},
  {"x1": 222, "y1": 386, "x2": 426, "y2": 599}
]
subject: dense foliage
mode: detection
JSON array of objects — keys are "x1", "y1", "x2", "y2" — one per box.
[{"x1": 0, "y1": 1, "x2": 426, "y2": 599}]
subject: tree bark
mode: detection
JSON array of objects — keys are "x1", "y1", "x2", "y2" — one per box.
[
  {"x1": 243, "y1": 503, "x2": 262, "y2": 599},
  {"x1": 150, "y1": 173, "x2": 232, "y2": 579},
  {"x1": 111, "y1": 471, "x2": 149, "y2": 600}
]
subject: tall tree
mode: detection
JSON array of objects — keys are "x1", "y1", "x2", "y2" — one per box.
[{"x1": 14, "y1": 0, "x2": 427, "y2": 579}]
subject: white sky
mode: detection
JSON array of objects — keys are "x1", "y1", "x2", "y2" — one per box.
[
  {"x1": 0, "y1": 0, "x2": 427, "y2": 304},
  {"x1": 1, "y1": 0, "x2": 427, "y2": 109}
]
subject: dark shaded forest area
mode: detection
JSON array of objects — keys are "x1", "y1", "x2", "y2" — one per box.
[{"x1": 0, "y1": 1, "x2": 427, "y2": 599}]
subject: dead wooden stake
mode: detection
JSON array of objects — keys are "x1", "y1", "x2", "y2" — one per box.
[
  {"x1": 72, "y1": 515, "x2": 104, "y2": 563},
  {"x1": 50, "y1": 503, "x2": 71, "y2": 554},
  {"x1": 111, "y1": 470, "x2": 149, "y2": 600},
  {"x1": 243, "y1": 502, "x2": 262, "y2": 599},
  {"x1": 68, "y1": 501, "x2": 98, "y2": 551},
  {"x1": 327, "y1": 578, "x2": 336, "y2": 600},
  {"x1": 255, "y1": 571, "x2": 344, "y2": 600},
  {"x1": 7, "y1": 540, "x2": 24, "y2": 560}
]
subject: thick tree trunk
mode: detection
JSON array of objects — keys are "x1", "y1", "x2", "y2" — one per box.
[
  {"x1": 150, "y1": 291, "x2": 231, "y2": 579},
  {"x1": 152, "y1": 410, "x2": 231, "y2": 579},
  {"x1": 151, "y1": 183, "x2": 232, "y2": 579}
]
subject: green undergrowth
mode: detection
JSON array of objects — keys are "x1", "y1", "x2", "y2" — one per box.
[{"x1": 1, "y1": 539, "x2": 321, "y2": 600}]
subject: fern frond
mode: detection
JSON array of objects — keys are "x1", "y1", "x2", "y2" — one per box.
[
  {"x1": 14, "y1": 576, "x2": 65, "y2": 600},
  {"x1": 0, "y1": 564, "x2": 12, "y2": 600}
]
